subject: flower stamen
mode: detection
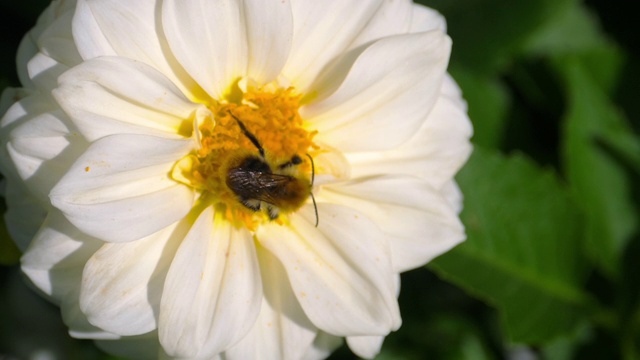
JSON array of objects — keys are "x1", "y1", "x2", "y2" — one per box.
[{"x1": 171, "y1": 85, "x2": 317, "y2": 228}]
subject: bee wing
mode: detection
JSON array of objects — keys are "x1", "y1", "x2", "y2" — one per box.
[
  {"x1": 227, "y1": 168, "x2": 293, "y2": 203},
  {"x1": 252, "y1": 172, "x2": 294, "y2": 204}
]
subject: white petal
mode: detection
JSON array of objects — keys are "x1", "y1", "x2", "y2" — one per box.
[
  {"x1": 62, "y1": 292, "x2": 122, "y2": 340},
  {"x1": 224, "y1": 246, "x2": 316, "y2": 360},
  {"x1": 2, "y1": 94, "x2": 65, "y2": 202},
  {"x1": 409, "y1": 4, "x2": 447, "y2": 33},
  {"x1": 311, "y1": 143, "x2": 351, "y2": 186},
  {"x1": 1, "y1": 92, "x2": 56, "y2": 136},
  {"x1": 157, "y1": 349, "x2": 223, "y2": 360},
  {"x1": 283, "y1": 0, "x2": 384, "y2": 92},
  {"x1": 27, "y1": 53, "x2": 71, "y2": 94},
  {"x1": 50, "y1": 134, "x2": 195, "y2": 243},
  {"x1": 1, "y1": 91, "x2": 52, "y2": 132},
  {"x1": 347, "y1": 335, "x2": 385, "y2": 359},
  {"x1": 162, "y1": 0, "x2": 247, "y2": 99},
  {"x1": 159, "y1": 0, "x2": 292, "y2": 97},
  {"x1": 53, "y1": 57, "x2": 206, "y2": 141},
  {"x1": 441, "y1": 72, "x2": 469, "y2": 109},
  {"x1": 347, "y1": 0, "x2": 413, "y2": 50},
  {"x1": 21, "y1": 211, "x2": 102, "y2": 301},
  {"x1": 349, "y1": 1, "x2": 446, "y2": 51},
  {"x1": 16, "y1": 32, "x2": 39, "y2": 90},
  {"x1": 9, "y1": 108, "x2": 87, "y2": 200},
  {"x1": 159, "y1": 207, "x2": 262, "y2": 358},
  {"x1": 347, "y1": 79, "x2": 473, "y2": 188},
  {"x1": 15, "y1": 0, "x2": 76, "y2": 88},
  {"x1": 2, "y1": 180, "x2": 46, "y2": 251},
  {"x1": 441, "y1": 180, "x2": 464, "y2": 214},
  {"x1": 36, "y1": 9, "x2": 82, "y2": 68},
  {"x1": 0, "y1": 91, "x2": 25, "y2": 179},
  {"x1": 80, "y1": 222, "x2": 182, "y2": 336},
  {"x1": 302, "y1": 332, "x2": 343, "y2": 360},
  {"x1": 258, "y1": 204, "x2": 400, "y2": 336},
  {"x1": 19, "y1": 211, "x2": 118, "y2": 341},
  {"x1": 244, "y1": 0, "x2": 293, "y2": 84},
  {"x1": 27, "y1": 9, "x2": 80, "y2": 92},
  {"x1": 303, "y1": 31, "x2": 451, "y2": 152},
  {"x1": 0, "y1": 88, "x2": 29, "y2": 123},
  {"x1": 72, "y1": 0, "x2": 117, "y2": 59},
  {"x1": 321, "y1": 176, "x2": 465, "y2": 272},
  {"x1": 73, "y1": 0, "x2": 201, "y2": 100}
]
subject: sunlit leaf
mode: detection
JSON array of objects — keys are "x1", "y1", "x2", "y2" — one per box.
[
  {"x1": 419, "y1": 0, "x2": 577, "y2": 74},
  {"x1": 596, "y1": 127, "x2": 640, "y2": 177},
  {"x1": 556, "y1": 58, "x2": 638, "y2": 277},
  {"x1": 431, "y1": 148, "x2": 592, "y2": 344},
  {"x1": 524, "y1": 4, "x2": 607, "y2": 56}
]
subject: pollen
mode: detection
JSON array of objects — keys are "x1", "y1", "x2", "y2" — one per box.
[{"x1": 171, "y1": 84, "x2": 317, "y2": 228}]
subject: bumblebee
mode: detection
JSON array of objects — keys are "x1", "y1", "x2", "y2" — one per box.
[{"x1": 225, "y1": 112, "x2": 318, "y2": 226}]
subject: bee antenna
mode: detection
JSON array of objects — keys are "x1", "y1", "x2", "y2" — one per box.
[
  {"x1": 306, "y1": 153, "x2": 318, "y2": 227},
  {"x1": 310, "y1": 191, "x2": 319, "y2": 227},
  {"x1": 306, "y1": 153, "x2": 315, "y2": 186},
  {"x1": 228, "y1": 110, "x2": 265, "y2": 158}
]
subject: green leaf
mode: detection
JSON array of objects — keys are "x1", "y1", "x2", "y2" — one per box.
[
  {"x1": 0, "y1": 217, "x2": 21, "y2": 266},
  {"x1": 555, "y1": 58, "x2": 638, "y2": 277},
  {"x1": 541, "y1": 323, "x2": 592, "y2": 360},
  {"x1": 451, "y1": 67, "x2": 510, "y2": 149},
  {"x1": 524, "y1": 4, "x2": 608, "y2": 56},
  {"x1": 379, "y1": 313, "x2": 497, "y2": 360},
  {"x1": 596, "y1": 125, "x2": 640, "y2": 177},
  {"x1": 419, "y1": 0, "x2": 577, "y2": 74},
  {"x1": 524, "y1": 0, "x2": 624, "y2": 92},
  {"x1": 431, "y1": 148, "x2": 591, "y2": 344}
]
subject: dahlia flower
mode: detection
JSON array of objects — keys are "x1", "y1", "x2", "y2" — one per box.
[{"x1": 0, "y1": 0, "x2": 472, "y2": 358}]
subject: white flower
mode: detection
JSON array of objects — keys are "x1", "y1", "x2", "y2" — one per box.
[{"x1": 0, "y1": 0, "x2": 472, "y2": 359}]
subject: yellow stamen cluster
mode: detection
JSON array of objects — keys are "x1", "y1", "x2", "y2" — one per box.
[{"x1": 172, "y1": 86, "x2": 317, "y2": 228}]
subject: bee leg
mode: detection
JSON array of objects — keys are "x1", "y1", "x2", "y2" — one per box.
[
  {"x1": 266, "y1": 205, "x2": 280, "y2": 220},
  {"x1": 240, "y1": 198, "x2": 261, "y2": 211}
]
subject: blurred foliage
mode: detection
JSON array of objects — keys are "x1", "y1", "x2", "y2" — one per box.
[
  {"x1": 0, "y1": 221, "x2": 20, "y2": 266},
  {"x1": 433, "y1": 148, "x2": 589, "y2": 344},
  {"x1": 1, "y1": 0, "x2": 639, "y2": 359}
]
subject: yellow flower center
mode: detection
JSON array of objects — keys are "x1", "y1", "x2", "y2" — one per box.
[{"x1": 172, "y1": 84, "x2": 317, "y2": 229}]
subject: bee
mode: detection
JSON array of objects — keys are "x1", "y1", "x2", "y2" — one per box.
[{"x1": 225, "y1": 112, "x2": 319, "y2": 226}]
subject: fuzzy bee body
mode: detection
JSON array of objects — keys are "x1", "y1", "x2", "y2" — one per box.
[
  {"x1": 225, "y1": 112, "x2": 318, "y2": 225},
  {"x1": 226, "y1": 155, "x2": 310, "y2": 219}
]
